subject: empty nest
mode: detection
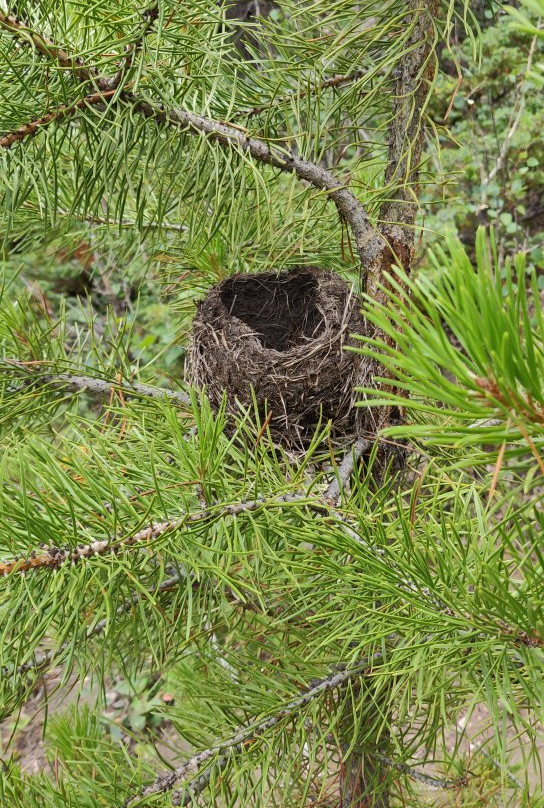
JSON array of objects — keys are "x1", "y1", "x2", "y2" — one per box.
[{"x1": 186, "y1": 266, "x2": 374, "y2": 447}]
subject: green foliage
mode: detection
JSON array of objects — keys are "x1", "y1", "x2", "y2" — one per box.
[
  {"x1": 1, "y1": 2, "x2": 543, "y2": 808},
  {"x1": 423, "y1": 11, "x2": 544, "y2": 265},
  {"x1": 356, "y1": 229, "x2": 544, "y2": 463}
]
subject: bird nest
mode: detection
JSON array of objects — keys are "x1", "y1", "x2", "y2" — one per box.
[{"x1": 186, "y1": 266, "x2": 374, "y2": 447}]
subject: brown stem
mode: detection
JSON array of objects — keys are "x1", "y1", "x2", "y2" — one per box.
[
  {"x1": 133, "y1": 97, "x2": 383, "y2": 265},
  {"x1": 0, "y1": 90, "x2": 116, "y2": 149},
  {"x1": 0, "y1": 10, "x2": 94, "y2": 83},
  {"x1": 363, "y1": 0, "x2": 439, "y2": 304}
]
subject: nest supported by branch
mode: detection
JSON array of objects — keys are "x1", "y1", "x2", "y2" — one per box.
[{"x1": 187, "y1": 266, "x2": 375, "y2": 447}]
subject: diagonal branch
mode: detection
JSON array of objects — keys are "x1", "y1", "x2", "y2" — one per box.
[
  {"x1": 1, "y1": 571, "x2": 185, "y2": 679},
  {"x1": 0, "y1": 90, "x2": 117, "y2": 149},
  {"x1": 0, "y1": 495, "x2": 327, "y2": 576},
  {"x1": 2, "y1": 361, "x2": 191, "y2": 407},
  {"x1": 0, "y1": 10, "x2": 383, "y2": 267},
  {"x1": 126, "y1": 654, "x2": 383, "y2": 805},
  {"x1": 133, "y1": 98, "x2": 382, "y2": 264},
  {"x1": 232, "y1": 68, "x2": 380, "y2": 121},
  {"x1": 0, "y1": 5, "x2": 159, "y2": 92},
  {"x1": 0, "y1": 9, "x2": 94, "y2": 83}
]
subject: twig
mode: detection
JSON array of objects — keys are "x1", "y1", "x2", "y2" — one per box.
[
  {"x1": 0, "y1": 494, "x2": 325, "y2": 576},
  {"x1": 373, "y1": 754, "x2": 469, "y2": 790},
  {"x1": 1, "y1": 572, "x2": 184, "y2": 679},
  {"x1": 0, "y1": 5, "x2": 159, "y2": 93},
  {"x1": 125, "y1": 654, "x2": 383, "y2": 805},
  {"x1": 50, "y1": 206, "x2": 187, "y2": 233},
  {"x1": 0, "y1": 10, "x2": 95, "y2": 83},
  {"x1": 484, "y1": 29, "x2": 540, "y2": 186},
  {"x1": 0, "y1": 11, "x2": 384, "y2": 267},
  {"x1": 2, "y1": 362, "x2": 191, "y2": 407},
  {"x1": 324, "y1": 437, "x2": 370, "y2": 503},
  {"x1": 133, "y1": 98, "x2": 382, "y2": 265},
  {"x1": 232, "y1": 68, "x2": 378, "y2": 121},
  {"x1": 0, "y1": 90, "x2": 117, "y2": 149},
  {"x1": 364, "y1": 0, "x2": 439, "y2": 302}
]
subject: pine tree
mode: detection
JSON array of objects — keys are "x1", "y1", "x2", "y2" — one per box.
[{"x1": 1, "y1": 2, "x2": 543, "y2": 807}]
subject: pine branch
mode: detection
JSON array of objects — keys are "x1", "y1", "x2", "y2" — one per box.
[
  {"x1": 0, "y1": 494, "x2": 326, "y2": 575},
  {"x1": 367, "y1": 753, "x2": 469, "y2": 791},
  {"x1": 324, "y1": 437, "x2": 370, "y2": 504},
  {"x1": 0, "y1": 10, "x2": 384, "y2": 266},
  {"x1": 2, "y1": 362, "x2": 191, "y2": 407},
  {"x1": 0, "y1": 4, "x2": 159, "y2": 93},
  {"x1": 232, "y1": 68, "x2": 378, "y2": 121},
  {"x1": 126, "y1": 654, "x2": 383, "y2": 805},
  {"x1": 0, "y1": 90, "x2": 118, "y2": 149},
  {"x1": 1, "y1": 572, "x2": 184, "y2": 679},
  {"x1": 132, "y1": 98, "x2": 382, "y2": 265},
  {"x1": 0, "y1": 9, "x2": 94, "y2": 83}
]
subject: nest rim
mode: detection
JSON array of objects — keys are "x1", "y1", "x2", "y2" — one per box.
[{"x1": 186, "y1": 265, "x2": 372, "y2": 448}]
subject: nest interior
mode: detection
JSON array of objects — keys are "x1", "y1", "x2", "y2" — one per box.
[{"x1": 187, "y1": 266, "x2": 374, "y2": 447}]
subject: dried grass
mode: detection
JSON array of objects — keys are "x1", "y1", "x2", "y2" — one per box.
[{"x1": 186, "y1": 266, "x2": 376, "y2": 448}]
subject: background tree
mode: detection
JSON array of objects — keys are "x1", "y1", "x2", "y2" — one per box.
[{"x1": 1, "y1": 1, "x2": 543, "y2": 807}]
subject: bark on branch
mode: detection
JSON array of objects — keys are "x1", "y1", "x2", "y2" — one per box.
[
  {"x1": 0, "y1": 10, "x2": 94, "y2": 82},
  {"x1": 132, "y1": 98, "x2": 383, "y2": 265},
  {"x1": 0, "y1": 90, "x2": 117, "y2": 149},
  {"x1": 0, "y1": 11, "x2": 384, "y2": 268},
  {"x1": 126, "y1": 654, "x2": 383, "y2": 806}
]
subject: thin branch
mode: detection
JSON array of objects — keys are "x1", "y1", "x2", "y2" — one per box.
[
  {"x1": 50, "y1": 206, "x2": 187, "y2": 233},
  {"x1": 0, "y1": 495, "x2": 320, "y2": 576},
  {"x1": 324, "y1": 437, "x2": 370, "y2": 504},
  {"x1": 126, "y1": 654, "x2": 383, "y2": 805},
  {"x1": 98, "y1": 1, "x2": 159, "y2": 91},
  {"x1": 484, "y1": 28, "x2": 540, "y2": 186},
  {"x1": 51, "y1": 372, "x2": 191, "y2": 407},
  {"x1": 133, "y1": 98, "x2": 382, "y2": 265},
  {"x1": 368, "y1": 753, "x2": 469, "y2": 791},
  {"x1": 363, "y1": 0, "x2": 439, "y2": 300},
  {"x1": 232, "y1": 68, "x2": 379, "y2": 121},
  {"x1": 0, "y1": 10, "x2": 383, "y2": 266},
  {"x1": 2, "y1": 362, "x2": 191, "y2": 407},
  {"x1": 1, "y1": 572, "x2": 184, "y2": 679},
  {"x1": 0, "y1": 10, "x2": 94, "y2": 83},
  {"x1": 0, "y1": 90, "x2": 117, "y2": 149},
  {"x1": 0, "y1": 5, "x2": 159, "y2": 93}
]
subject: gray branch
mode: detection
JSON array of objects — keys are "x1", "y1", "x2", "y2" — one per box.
[
  {"x1": 127, "y1": 654, "x2": 383, "y2": 805},
  {"x1": 2, "y1": 362, "x2": 191, "y2": 407},
  {"x1": 134, "y1": 98, "x2": 383, "y2": 266},
  {"x1": 1, "y1": 572, "x2": 183, "y2": 679},
  {"x1": 324, "y1": 437, "x2": 370, "y2": 503}
]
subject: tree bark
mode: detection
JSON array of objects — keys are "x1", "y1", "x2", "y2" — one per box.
[{"x1": 340, "y1": 2, "x2": 439, "y2": 805}]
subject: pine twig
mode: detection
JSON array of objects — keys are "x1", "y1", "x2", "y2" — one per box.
[
  {"x1": 0, "y1": 90, "x2": 118, "y2": 149},
  {"x1": 0, "y1": 494, "x2": 325, "y2": 576},
  {"x1": 232, "y1": 68, "x2": 378, "y2": 121},
  {"x1": 126, "y1": 654, "x2": 383, "y2": 805},
  {"x1": 324, "y1": 437, "x2": 370, "y2": 503},
  {"x1": 2, "y1": 361, "x2": 191, "y2": 407},
  {"x1": 0, "y1": 10, "x2": 384, "y2": 267},
  {"x1": 0, "y1": 10, "x2": 95, "y2": 83},
  {"x1": 0, "y1": 4, "x2": 159, "y2": 93},
  {"x1": 371, "y1": 754, "x2": 469, "y2": 791},
  {"x1": 0, "y1": 572, "x2": 184, "y2": 679}
]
